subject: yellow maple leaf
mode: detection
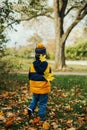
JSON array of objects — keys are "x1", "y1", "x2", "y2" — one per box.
[
  {"x1": 44, "y1": 72, "x2": 55, "y2": 82},
  {"x1": 39, "y1": 54, "x2": 46, "y2": 62}
]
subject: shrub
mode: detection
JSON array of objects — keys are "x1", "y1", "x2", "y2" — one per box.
[{"x1": 65, "y1": 41, "x2": 87, "y2": 60}]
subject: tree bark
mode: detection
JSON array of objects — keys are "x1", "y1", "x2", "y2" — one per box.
[
  {"x1": 55, "y1": 41, "x2": 66, "y2": 70},
  {"x1": 54, "y1": 0, "x2": 66, "y2": 70}
]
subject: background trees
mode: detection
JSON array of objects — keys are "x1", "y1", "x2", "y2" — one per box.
[
  {"x1": 0, "y1": 0, "x2": 87, "y2": 71},
  {"x1": 11, "y1": 0, "x2": 87, "y2": 70}
]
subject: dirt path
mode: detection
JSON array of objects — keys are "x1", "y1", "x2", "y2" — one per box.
[
  {"x1": 18, "y1": 71, "x2": 87, "y2": 76},
  {"x1": 48, "y1": 60, "x2": 87, "y2": 66}
]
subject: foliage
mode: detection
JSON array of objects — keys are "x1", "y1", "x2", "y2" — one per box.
[
  {"x1": 65, "y1": 41, "x2": 87, "y2": 60},
  {"x1": 12, "y1": 0, "x2": 53, "y2": 21},
  {"x1": 0, "y1": 55, "x2": 22, "y2": 88},
  {"x1": 0, "y1": 74, "x2": 87, "y2": 129},
  {"x1": 28, "y1": 33, "x2": 43, "y2": 48},
  {"x1": 0, "y1": 0, "x2": 19, "y2": 86}
]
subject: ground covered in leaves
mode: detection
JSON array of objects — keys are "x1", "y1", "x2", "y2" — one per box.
[{"x1": 0, "y1": 75, "x2": 87, "y2": 130}]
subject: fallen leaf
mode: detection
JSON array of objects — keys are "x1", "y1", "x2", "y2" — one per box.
[
  {"x1": 15, "y1": 117, "x2": 22, "y2": 123},
  {"x1": 28, "y1": 127, "x2": 37, "y2": 130},
  {"x1": 42, "y1": 121, "x2": 50, "y2": 130},
  {"x1": 49, "y1": 111, "x2": 56, "y2": 118},
  {"x1": 0, "y1": 91, "x2": 9, "y2": 98},
  {"x1": 0, "y1": 111, "x2": 4, "y2": 116},
  {"x1": 6, "y1": 112, "x2": 15, "y2": 117},
  {"x1": 67, "y1": 128, "x2": 76, "y2": 130},
  {"x1": 21, "y1": 95, "x2": 27, "y2": 101},
  {"x1": 9, "y1": 91, "x2": 16, "y2": 96},
  {"x1": 3, "y1": 91, "x2": 9, "y2": 97},
  {"x1": 0, "y1": 115, "x2": 6, "y2": 121},
  {"x1": 21, "y1": 109, "x2": 28, "y2": 115},
  {"x1": 51, "y1": 122, "x2": 58, "y2": 129},
  {"x1": 5, "y1": 117, "x2": 14, "y2": 127},
  {"x1": 31, "y1": 117, "x2": 41, "y2": 124}
]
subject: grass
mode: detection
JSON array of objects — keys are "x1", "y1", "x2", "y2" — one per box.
[
  {"x1": 7, "y1": 57, "x2": 87, "y2": 72},
  {"x1": 0, "y1": 74, "x2": 87, "y2": 130},
  {"x1": 52, "y1": 75, "x2": 87, "y2": 92},
  {"x1": 67, "y1": 64, "x2": 87, "y2": 72}
]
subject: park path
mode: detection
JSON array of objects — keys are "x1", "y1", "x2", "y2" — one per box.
[
  {"x1": 48, "y1": 60, "x2": 87, "y2": 76},
  {"x1": 48, "y1": 60, "x2": 87, "y2": 66},
  {"x1": 54, "y1": 71, "x2": 87, "y2": 75}
]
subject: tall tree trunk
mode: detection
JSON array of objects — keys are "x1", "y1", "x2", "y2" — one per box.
[{"x1": 54, "y1": 0, "x2": 66, "y2": 70}]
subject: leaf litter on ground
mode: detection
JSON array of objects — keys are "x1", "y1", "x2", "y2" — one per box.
[{"x1": 0, "y1": 83, "x2": 87, "y2": 130}]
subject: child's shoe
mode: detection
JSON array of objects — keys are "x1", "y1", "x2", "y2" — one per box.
[{"x1": 28, "y1": 108, "x2": 34, "y2": 118}]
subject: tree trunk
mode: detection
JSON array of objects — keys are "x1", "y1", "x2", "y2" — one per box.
[
  {"x1": 54, "y1": 0, "x2": 66, "y2": 70},
  {"x1": 55, "y1": 40, "x2": 66, "y2": 70}
]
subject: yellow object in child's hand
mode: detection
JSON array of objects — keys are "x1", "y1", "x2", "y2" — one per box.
[
  {"x1": 40, "y1": 54, "x2": 46, "y2": 62},
  {"x1": 44, "y1": 72, "x2": 54, "y2": 82}
]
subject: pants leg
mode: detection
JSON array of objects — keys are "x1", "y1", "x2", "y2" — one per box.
[
  {"x1": 38, "y1": 94, "x2": 48, "y2": 120},
  {"x1": 29, "y1": 94, "x2": 39, "y2": 111}
]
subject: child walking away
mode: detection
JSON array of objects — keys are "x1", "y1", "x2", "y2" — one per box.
[{"x1": 28, "y1": 43, "x2": 54, "y2": 122}]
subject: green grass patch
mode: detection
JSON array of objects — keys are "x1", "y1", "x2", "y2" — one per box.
[
  {"x1": 52, "y1": 75, "x2": 87, "y2": 92},
  {"x1": 67, "y1": 64, "x2": 87, "y2": 72}
]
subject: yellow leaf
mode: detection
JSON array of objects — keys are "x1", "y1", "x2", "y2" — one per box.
[
  {"x1": 21, "y1": 109, "x2": 28, "y2": 115},
  {"x1": 44, "y1": 72, "x2": 55, "y2": 82},
  {"x1": 40, "y1": 54, "x2": 46, "y2": 62},
  {"x1": 3, "y1": 91, "x2": 9, "y2": 97},
  {"x1": 0, "y1": 111, "x2": 4, "y2": 116},
  {"x1": 42, "y1": 121, "x2": 50, "y2": 130}
]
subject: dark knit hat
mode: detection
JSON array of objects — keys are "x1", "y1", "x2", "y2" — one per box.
[{"x1": 35, "y1": 43, "x2": 46, "y2": 55}]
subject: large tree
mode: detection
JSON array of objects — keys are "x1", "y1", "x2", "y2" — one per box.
[{"x1": 54, "y1": 0, "x2": 87, "y2": 70}]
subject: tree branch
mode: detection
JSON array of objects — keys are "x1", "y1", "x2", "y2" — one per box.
[
  {"x1": 65, "y1": 6, "x2": 78, "y2": 16},
  {"x1": 60, "y1": 0, "x2": 68, "y2": 17},
  {"x1": 4, "y1": 12, "x2": 53, "y2": 30},
  {"x1": 78, "y1": 3, "x2": 87, "y2": 15},
  {"x1": 62, "y1": 3, "x2": 87, "y2": 43}
]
